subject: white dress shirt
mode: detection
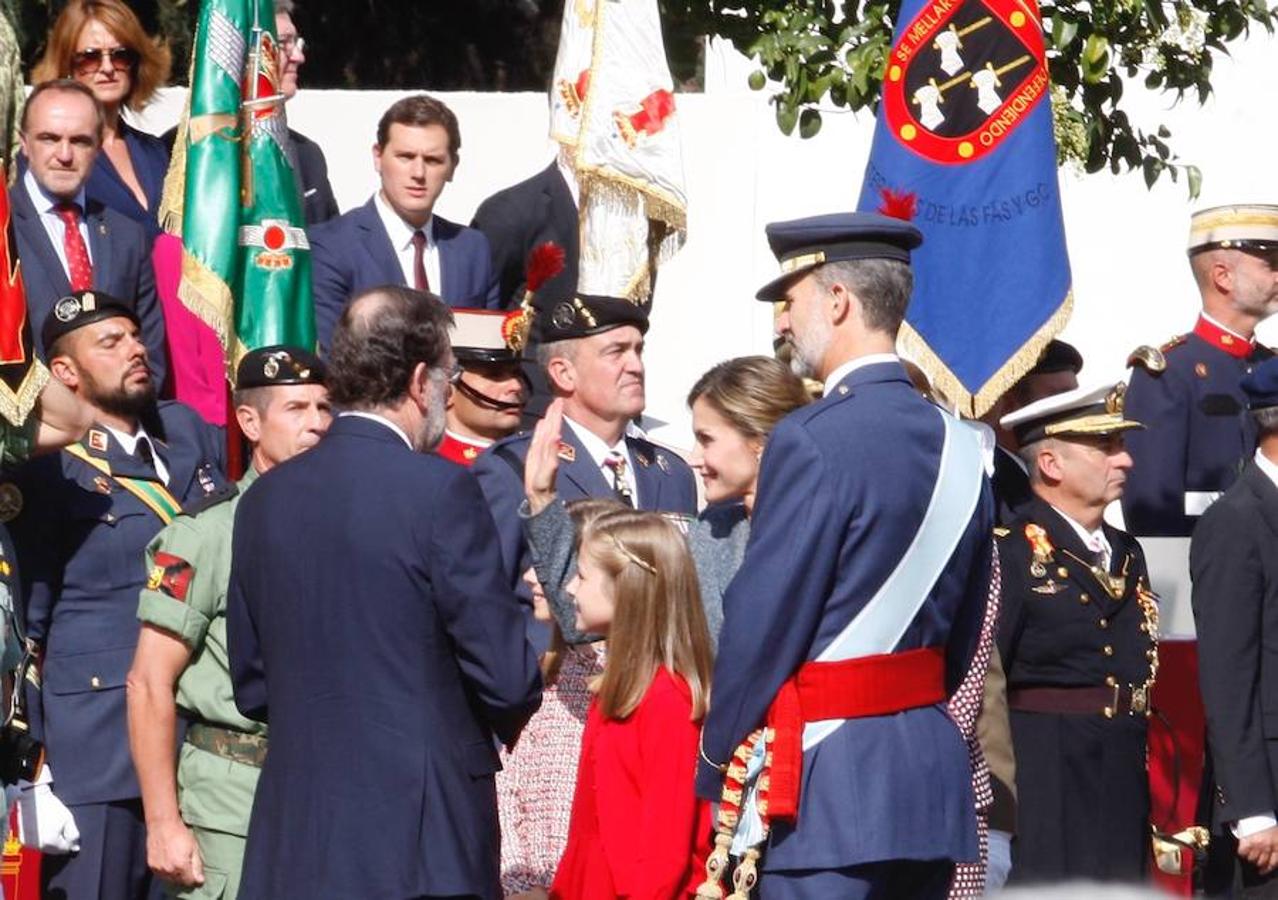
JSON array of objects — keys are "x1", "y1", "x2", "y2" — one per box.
[
  {"x1": 24, "y1": 169, "x2": 93, "y2": 275},
  {"x1": 339, "y1": 411, "x2": 412, "y2": 449},
  {"x1": 374, "y1": 191, "x2": 441, "y2": 296},
  {"x1": 102, "y1": 423, "x2": 170, "y2": 485},
  {"x1": 1049, "y1": 505, "x2": 1113, "y2": 570},
  {"x1": 564, "y1": 416, "x2": 639, "y2": 505},
  {"x1": 821, "y1": 352, "x2": 900, "y2": 397}
]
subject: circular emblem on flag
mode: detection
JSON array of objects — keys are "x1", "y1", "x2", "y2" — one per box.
[
  {"x1": 239, "y1": 219, "x2": 310, "y2": 272},
  {"x1": 263, "y1": 224, "x2": 287, "y2": 252},
  {"x1": 881, "y1": 0, "x2": 1048, "y2": 165},
  {"x1": 54, "y1": 295, "x2": 82, "y2": 322}
]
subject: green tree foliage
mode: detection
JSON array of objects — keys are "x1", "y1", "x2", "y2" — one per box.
[{"x1": 664, "y1": 0, "x2": 1278, "y2": 194}]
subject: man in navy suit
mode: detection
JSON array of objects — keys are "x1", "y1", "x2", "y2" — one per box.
[
  {"x1": 471, "y1": 292, "x2": 698, "y2": 643},
  {"x1": 226, "y1": 285, "x2": 541, "y2": 899},
  {"x1": 695, "y1": 214, "x2": 994, "y2": 899},
  {"x1": 12, "y1": 79, "x2": 168, "y2": 388},
  {"x1": 308, "y1": 95, "x2": 499, "y2": 352},
  {"x1": 4, "y1": 290, "x2": 225, "y2": 900}
]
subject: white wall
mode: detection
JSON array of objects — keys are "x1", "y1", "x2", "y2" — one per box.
[{"x1": 132, "y1": 31, "x2": 1278, "y2": 448}]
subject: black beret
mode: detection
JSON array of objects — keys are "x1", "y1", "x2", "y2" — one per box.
[
  {"x1": 42, "y1": 290, "x2": 139, "y2": 352},
  {"x1": 235, "y1": 345, "x2": 326, "y2": 389},
  {"x1": 532, "y1": 294, "x2": 649, "y2": 344},
  {"x1": 1242, "y1": 357, "x2": 1278, "y2": 410},
  {"x1": 756, "y1": 212, "x2": 923, "y2": 301},
  {"x1": 1029, "y1": 339, "x2": 1083, "y2": 377}
]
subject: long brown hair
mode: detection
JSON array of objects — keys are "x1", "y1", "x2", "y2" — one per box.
[
  {"x1": 32, "y1": 0, "x2": 172, "y2": 112},
  {"x1": 540, "y1": 498, "x2": 626, "y2": 685},
  {"x1": 687, "y1": 355, "x2": 810, "y2": 441},
  {"x1": 580, "y1": 509, "x2": 713, "y2": 721}
]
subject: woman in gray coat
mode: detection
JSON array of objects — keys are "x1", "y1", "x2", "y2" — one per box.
[{"x1": 522, "y1": 356, "x2": 811, "y2": 648}]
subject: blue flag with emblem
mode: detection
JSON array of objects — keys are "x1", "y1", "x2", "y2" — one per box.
[{"x1": 856, "y1": 0, "x2": 1071, "y2": 416}]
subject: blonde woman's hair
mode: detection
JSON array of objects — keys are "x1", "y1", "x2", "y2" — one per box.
[
  {"x1": 32, "y1": 0, "x2": 172, "y2": 112},
  {"x1": 580, "y1": 509, "x2": 713, "y2": 721},
  {"x1": 686, "y1": 355, "x2": 810, "y2": 441}
]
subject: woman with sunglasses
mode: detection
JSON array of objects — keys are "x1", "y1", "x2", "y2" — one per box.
[{"x1": 32, "y1": 0, "x2": 171, "y2": 240}]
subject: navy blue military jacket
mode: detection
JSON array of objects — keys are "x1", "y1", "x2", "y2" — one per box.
[
  {"x1": 471, "y1": 420, "x2": 698, "y2": 644},
  {"x1": 696, "y1": 360, "x2": 994, "y2": 871},
  {"x1": 227, "y1": 414, "x2": 541, "y2": 900},
  {"x1": 1123, "y1": 322, "x2": 1274, "y2": 536},
  {"x1": 6, "y1": 402, "x2": 225, "y2": 805}
]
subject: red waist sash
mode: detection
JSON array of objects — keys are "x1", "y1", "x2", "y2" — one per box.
[{"x1": 765, "y1": 646, "x2": 947, "y2": 821}]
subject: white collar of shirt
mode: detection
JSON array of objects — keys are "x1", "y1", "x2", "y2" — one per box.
[
  {"x1": 1050, "y1": 504, "x2": 1112, "y2": 567},
  {"x1": 822, "y1": 353, "x2": 900, "y2": 397},
  {"x1": 373, "y1": 190, "x2": 439, "y2": 294},
  {"x1": 24, "y1": 169, "x2": 92, "y2": 268},
  {"x1": 340, "y1": 411, "x2": 412, "y2": 449},
  {"x1": 1201, "y1": 311, "x2": 1252, "y2": 343},
  {"x1": 102, "y1": 422, "x2": 170, "y2": 485},
  {"x1": 564, "y1": 415, "x2": 638, "y2": 503},
  {"x1": 556, "y1": 153, "x2": 581, "y2": 208},
  {"x1": 1255, "y1": 448, "x2": 1278, "y2": 490}
]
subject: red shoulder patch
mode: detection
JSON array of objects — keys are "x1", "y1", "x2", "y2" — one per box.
[{"x1": 148, "y1": 551, "x2": 195, "y2": 602}]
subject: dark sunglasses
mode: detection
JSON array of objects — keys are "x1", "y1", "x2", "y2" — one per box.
[{"x1": 71, "y1": 46, "x2": 140, "y2": 74}]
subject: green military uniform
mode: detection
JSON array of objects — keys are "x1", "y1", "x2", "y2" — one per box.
[{"x1": 137, "y1": 469, "x2": 261, "y2": 900}]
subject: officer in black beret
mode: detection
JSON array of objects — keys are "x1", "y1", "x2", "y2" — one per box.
[
  {"x1": 3, "y1": 290, "x2": 228, "y2": 898},
  {"x1": 128, "y1": 344, "x2": 330, "y2": 898},
  {"x1": 470, "y1": 290, "x2": 697, "y2": 650}
]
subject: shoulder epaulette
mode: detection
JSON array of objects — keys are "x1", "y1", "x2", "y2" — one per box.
[
  {"x1": 1127, "y1": 344, "x2": 1168, "y2": 374},
  {"x1": 179, "y1": 481, "x2": 238, "y2": 518}
]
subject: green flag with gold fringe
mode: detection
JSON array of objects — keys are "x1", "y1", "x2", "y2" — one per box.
[{"x1": 160, "y1": 0, "x2": 313, "y2": 377}]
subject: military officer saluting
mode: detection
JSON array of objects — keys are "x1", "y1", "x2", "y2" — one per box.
[
  {"x1": 998, "y1": 383, "x2": 1158, "y2": 884},
  {"x1": 437, "y1": 310, "x2": 527, "y2": 467},
  {"x1": 1123, "y1": 204, "x2": 1278, "y2": 535},
  {"x1": 4, "y1": 290, "x2": 226, "y2": 900},
  {"x1": 126, "y1": 347, "x2": 330, "y2": 900}
]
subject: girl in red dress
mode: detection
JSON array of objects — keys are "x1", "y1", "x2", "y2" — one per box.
[{"x1": 550, "y1": 509, "x2": 715, "y2": 900}]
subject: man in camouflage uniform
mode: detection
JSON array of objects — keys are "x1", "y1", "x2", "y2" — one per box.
[{"x1": 126, "y1": 346, "x2": 330, "y2": 899}]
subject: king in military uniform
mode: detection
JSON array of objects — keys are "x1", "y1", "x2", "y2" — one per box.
[
  {"x1": 437, "y1": 310, "x2": 527, "y2": 467},
  {"x1": 1123, "y1": 204, "x2": 1278, "y2": 536},
  {"x1": 998, "y1": 383, "x2": 1158, "y2": 884},
  {"x1": 126, "y1": 346, "x2": 330, "y2": 900}
]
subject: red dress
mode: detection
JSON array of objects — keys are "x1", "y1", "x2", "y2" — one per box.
[{"x1": 551, "y1": 667, "x2": 711, "y2": 899}]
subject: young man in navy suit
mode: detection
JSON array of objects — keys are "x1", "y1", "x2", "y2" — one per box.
[
  {"x1": 308, "y1": 95, "x2": 500, "y2": 351},
  {"x1": 471, "y1": 293, "x2": 698, "y2": 648},
  {"x1": 12, "y1": 80, "x2": 168, "y2": 387},
  {"x1": 226, "y1": 286, "x2": 540, "y2": 899},
  {"x1": 695, "y1": 214, "x2": 995, "y2": 899},
  {"x1": 4, "y1": 290, "x2": 225, "y2": 900}
]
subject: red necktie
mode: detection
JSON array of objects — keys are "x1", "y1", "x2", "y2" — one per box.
[
  {"x1": 411, "y1": 229, "x2": 429, "y2": 292},
  {"x1": 56, "y1": 203, "x2": 93, "y2": 291}
]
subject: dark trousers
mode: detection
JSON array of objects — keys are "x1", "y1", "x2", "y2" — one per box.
[
  {"x1": 42, "y1": 798, "x2": 160, "y2": 900},
  {"x1": 760, "y1": 860, "x2": 954, "y2": 900}
]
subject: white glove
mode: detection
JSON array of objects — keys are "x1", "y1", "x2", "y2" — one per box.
[{"x1": 9, "y1": 763, "x2": 80, "y2": 854}]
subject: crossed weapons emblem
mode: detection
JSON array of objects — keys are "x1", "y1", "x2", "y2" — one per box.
[{"x1": 911, "y1": 16, "x2": 1032, "y2": 132}]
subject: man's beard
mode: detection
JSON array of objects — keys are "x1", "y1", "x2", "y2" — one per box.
[
  {"x1": 412, "y1": 377, "x2": 449, "y2": 452},
  {"x1": 84, "y1": 371, "x2": 155, "y2": 420},
  {"x1": 789, "y1": 313, "x2": 833, "y2": 380}
]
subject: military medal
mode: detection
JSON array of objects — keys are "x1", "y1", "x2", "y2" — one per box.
[
  {"x1": 1030, "y1": 561, "x2": 1046, "y2": 578},
  {"x1": 94, "y1": 475, "x2": 112, "y2": 494}
]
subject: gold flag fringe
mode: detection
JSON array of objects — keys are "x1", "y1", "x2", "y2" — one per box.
[
  {"x1": 158, "y1": 55, "x2": 196, "y2": 236},
  {"x1": 0, "y1": 359, "x2": 48, "y2": 427},
  {"x1": 898, "y1": 290, "x2": 1074, "y2": 419}
]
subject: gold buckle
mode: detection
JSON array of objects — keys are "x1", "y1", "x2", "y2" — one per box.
[{"x1": 1131, "y1": 684, "x2": 1149, "y2": 716}]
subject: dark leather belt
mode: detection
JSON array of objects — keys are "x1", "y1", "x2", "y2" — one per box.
[
  {"x1": 1007, "y1": 683, "x2": 1150, "y2": 719},
  {"x1": 185, "y1": 722, "x2": 269, "y2": 768}
]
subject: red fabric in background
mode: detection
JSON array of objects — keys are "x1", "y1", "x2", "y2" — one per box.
[{"x1": 1150, "y1": 639, "x2": 1206, "y2": 896}]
